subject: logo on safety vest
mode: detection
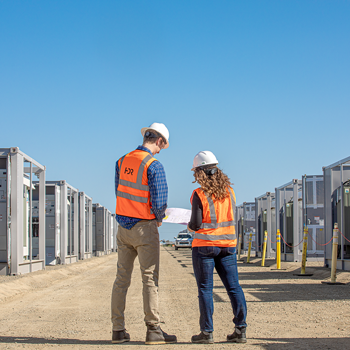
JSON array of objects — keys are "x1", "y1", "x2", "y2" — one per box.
[{"x1": 124, "y1": 167, "x2": 134, "y2": 175}]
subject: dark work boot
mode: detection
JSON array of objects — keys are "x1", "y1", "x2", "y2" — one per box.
[
  {"x1": 112, "y1": 329, "x2": 130, "y2": 343},
  {"x1": 191, "y1": 331, "x2": 214, "y2": 344},
  {"x1": 145, "y1": 325, "x2": 177, "y2": 345},
  {"x1": 227, "y1": 327, "x2": 247, "y2": 343}
]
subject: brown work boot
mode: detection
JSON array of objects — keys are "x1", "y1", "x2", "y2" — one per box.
[
  {"x1": 145, "y1": 325, "x2": 177, "y2": 345},
  {"x1": 112, "y1": 329, "x2": 130, "y2": 343},
  {"x1": 227, "y1": 327, "x2": 247, "y2": 343}
]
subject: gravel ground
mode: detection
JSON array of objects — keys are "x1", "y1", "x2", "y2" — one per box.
[{"x1": 0, "y1": 246, "x2": 349, "y2": 350}]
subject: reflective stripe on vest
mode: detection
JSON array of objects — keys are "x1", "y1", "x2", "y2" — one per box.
[
  {"x1": 199, "y1": 190, "x2": 236, "y2": 229},
  {"x1": 116, "y1": 154, "x2": 153, "y2": 201},
  {"x1": 194, "y1": 233, "x2": 236, "y2": 241}
]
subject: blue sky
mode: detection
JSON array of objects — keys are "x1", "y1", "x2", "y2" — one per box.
[{"x1": 1, "y1": 1, "x2": 349, "y2": 241}]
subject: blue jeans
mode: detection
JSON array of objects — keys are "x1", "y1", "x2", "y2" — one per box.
[{"x1": 192, "y1": 246, "x2": 247, "y2": 332}]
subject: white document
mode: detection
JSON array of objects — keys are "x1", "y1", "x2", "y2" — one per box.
[{"x1": 163, "y1": 208, "x2": 191, "y2": 225}]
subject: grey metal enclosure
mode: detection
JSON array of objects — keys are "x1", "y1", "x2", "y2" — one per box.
[
  {"x1": 32, "y1": 181, "x2": 79, "y2": 265},
  {"x1": 93, "y1": 203, "x2": 112, "y2": 256},
  {"x1": 323, "y1": 156, "x2": 350, "y2": 271},
  {"x1": 275, "y1": 176, "x2": 324, "y2": 263},
  {"x1": 255, "y1": 192, "x2": 275, "y2": 258},
  {"x1": 235, "y1": 204, "x2": 244, "y2": 252},
  {"x1": 235, "y1": 202, "x2": 255, "y2": 251},
  {"x1": 0, "y1": 147, "x2": 46, "y2": 275},
  {"x1": 302, "y1": 175, "x2": 324, "y2": 258},
  {"x1": 106, "y1": 209, "x2": 112, "y2": 254},
  {"x1": 79, "y1": 192, "x2": 93, "y2": 260},
  {"x1": 111, "y1": 214, "x2": 118, "y2": 252}
]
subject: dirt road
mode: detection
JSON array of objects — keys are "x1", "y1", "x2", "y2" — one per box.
[{"x1": 0, "y1": 247, "x2": 349, "y2": 349}]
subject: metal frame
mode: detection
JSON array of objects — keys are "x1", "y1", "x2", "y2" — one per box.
[
  {"x1": 323, "y1": 156, "x2": 350, "y2": 271},
  {"x1": 275, "y1": 179, "x2": 302, "y2": 262},
  {"x1": 235, "y1": 202, "x2": 255, "y2": 251},
  {"x1": 0, "y1": 147, "x2": 46, "y2": 275},
  {"x1": 302, "y1": 175, "x2": 324, "y2": 257},
  {"x1": 40, "y1": 181, "x2": 79, "y2": 265},
  {"x1": 79, "y1": 192, "x2": 93, "y2": 260},
  {"x1": 255, "y1": 192, "x2": 275, "y2": 258}
]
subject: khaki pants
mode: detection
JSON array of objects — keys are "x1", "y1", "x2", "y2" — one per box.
[{"x1": 111, "y1": 219, "x2": 160, "y2": 331}]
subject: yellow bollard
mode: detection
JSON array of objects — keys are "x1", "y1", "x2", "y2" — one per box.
[
  {"x1": 321, "y1": 223, "x2": 344, "y2": 285},
  {"x1": 330, "y1": 223, "x2": 339, "y2": 283},
  {"x1": 237, "y1": 233, "x2": 242, "y2": 260},
  {"x1": 247, "y1": 232, "x2": 252, "y2": 263},
  {"x1": 276, "y1": 229, "x2": 281, "y2": 269},
  {"x1": 294, "y1": 227, "x2": 313, "y2": 276},
  {"x1": 300, "y1": 227, "x2": 308, "y2": 274},
  {"x1": 261, "y1": 231, "x2": 268, "y2": 267}
]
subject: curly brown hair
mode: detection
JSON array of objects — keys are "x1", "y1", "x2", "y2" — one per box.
[{"x1": 192, "y1": 166, "x2": 233, "y2": 200}]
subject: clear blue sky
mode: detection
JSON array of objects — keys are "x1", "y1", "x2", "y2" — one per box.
[{"x1": 1, "y1": 1, "x2": 349, "y2": 241}]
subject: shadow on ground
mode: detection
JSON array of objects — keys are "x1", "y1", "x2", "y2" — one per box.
[
  {"x1": 0, "y1": 336, "x2": 191, "y2": 346},
  {"x1": 167, "y1": 248, "x2": 350, "y2": 303},
  {"x1": 251, "y1": 337, "x2": 350, "y2": 350},
  {"x1": 1, "y1": 336, "x2": 349, "y2": 349}
]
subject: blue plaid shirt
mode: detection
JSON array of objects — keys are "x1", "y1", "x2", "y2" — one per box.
[{"x1": 115, "y1": 145, "x2": 168, "y2": 229}]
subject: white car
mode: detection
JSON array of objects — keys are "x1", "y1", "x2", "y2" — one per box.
[{"x1": 174, "y1": 233, "x2": 193, "y2": 250}]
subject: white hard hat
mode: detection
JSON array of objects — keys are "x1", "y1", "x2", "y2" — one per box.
[
  {"x1": 141, "y1": 122, "x2": 170, "y2": 149},
  {"x1": 192, "y1": 151, "x2": 219, "y2": 170}
]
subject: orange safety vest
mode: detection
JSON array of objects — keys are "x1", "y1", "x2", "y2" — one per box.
[
  {"x1": 191, "y1": 187, "x2": 237, "y2": 247},
  {"x1": 116, "y1": 149, "x2": 157, "y2": 220}
]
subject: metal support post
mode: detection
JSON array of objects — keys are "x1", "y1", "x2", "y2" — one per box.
[
  {"x1": 60, "y1": 182, "x2": 67, "y2": 264},
  {"x1": 246, "y1": 232, "x2": 252, "y2": 263},
  {"x1": 113, "y1": 216, "x2": 118, "y2": 252},
  {"x1": 237, "y1": 233, "x2": 242, "y2": 260},
  {"x1": 73, "y1": 191, "x2": 79, "y2": 258},
  {"x1": 266, "y1": 193, "x2": 272, "y2": 258},
  {"x1": 38, "y1": 169, "x2": 45, "y2": 264},
  {"x1": 88, "y1": 199, "x2": 93, "y2": 255},
  {"x1": 79, "y1": 193, "x2": 85, "y2": 260},
  {"x1": 10, "y1": 151, "x2": 24, "y2": 275},
  {"x1": 29, "y1": 163, "x2": 33, "y2": 272},
  {"x1": 293, "y1": 179, "x2": 300, "y2": 262}
]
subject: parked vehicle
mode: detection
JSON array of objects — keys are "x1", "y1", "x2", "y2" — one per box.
[{"x1": 174, "y1": 233, "x2": 193, "y2": 250}]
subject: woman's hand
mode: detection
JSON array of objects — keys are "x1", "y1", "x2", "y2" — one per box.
[{"x1": 187, "y1": 223, "x2": 194, "y2": 233}]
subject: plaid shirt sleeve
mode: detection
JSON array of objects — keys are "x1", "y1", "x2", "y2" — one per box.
[{"x1": 148, "y1": 160, "x2": 168, "y2": 222}]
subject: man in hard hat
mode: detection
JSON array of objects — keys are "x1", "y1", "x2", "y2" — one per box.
[{"x1": 111, "y1": 123, "x2": 177, "y2": 345}]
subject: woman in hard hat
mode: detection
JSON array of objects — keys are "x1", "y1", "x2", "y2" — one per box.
[{"x1": 187, "y1": 151, "x2": 247, "y2": 344}]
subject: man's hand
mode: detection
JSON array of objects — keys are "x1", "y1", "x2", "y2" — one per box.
[{"x1": 157, "y1": 221, "x2": 162, "y2": 227}]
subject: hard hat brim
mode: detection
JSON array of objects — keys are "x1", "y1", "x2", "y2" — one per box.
[
  {"x1": 191, "y1": 162, "x2": 218, "y2": 171},
  {"x1": 141, "y1": 127, "x2": 169, "y2": 149}
]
